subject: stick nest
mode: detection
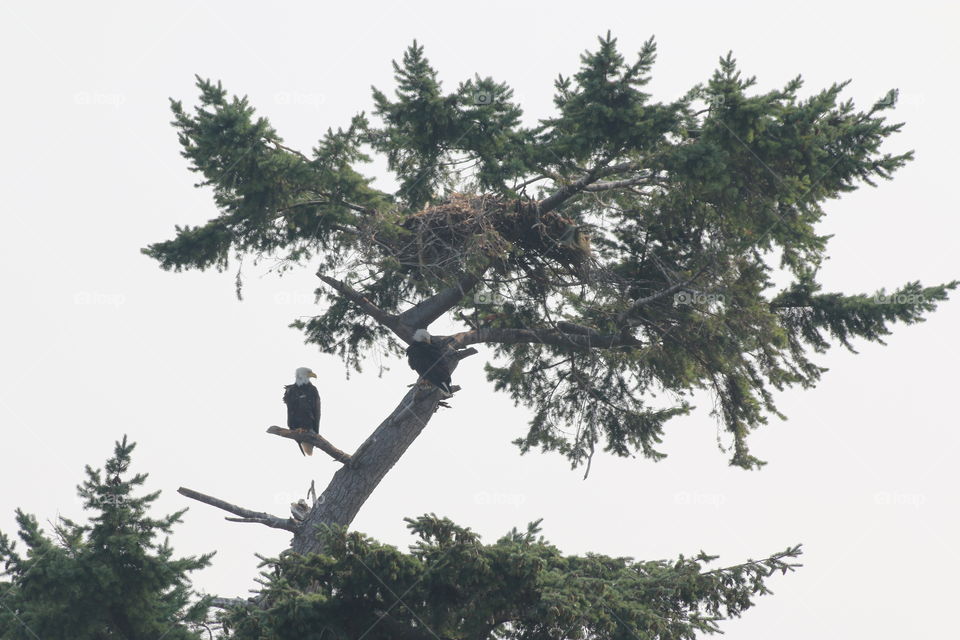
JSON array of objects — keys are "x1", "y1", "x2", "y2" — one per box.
[{"x1": 382, "y1": 193, "x2": 592, "y2": 281}]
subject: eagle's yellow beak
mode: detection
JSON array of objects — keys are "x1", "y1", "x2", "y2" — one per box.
[{"x1": 308, "y1": 371, "x2": 317, "y2": 379}]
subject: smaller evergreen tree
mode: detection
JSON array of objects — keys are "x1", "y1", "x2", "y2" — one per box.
[
  {"x1": 223, "y1": 515, "x2": 801, "y2": 640},
  {"x1": 0, "y1": 437, "x2": 214, "y2": 639}
]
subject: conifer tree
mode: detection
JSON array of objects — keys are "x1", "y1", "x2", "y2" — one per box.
[
  {"x1": 223, "y1": 517, "x2": 801, "y2": 640},
  {"x1": 142, "y1": 33, "x2": 954, "y2": 632},
  {"x1": 145, "y1": 34, "x2": 954, "y2": 553},
  {"x1": 0, "y1": 437, "x2": 214, "y2": 639}
]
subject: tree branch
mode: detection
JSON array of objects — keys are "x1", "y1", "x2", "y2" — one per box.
[
  {"x1": 616, "y1": 281, "x2": 691, "y2": 323},
  {"x1": 266, "y1": 138, "x2": 311, "y2": 163},
  {"x1": 398, "y1": 270, "x2": 487, "y2": 329},
  {"x1": 210, "y1": 597, "x2": 251, "y2": 610},
  {"x1": 316, "y1": 273, "x2": 412, "y2": 342},
  {"x1": 224, "y1": 517, "x2": 276, "y2": 524},
  {"x1": 616, "y1": 258, "x2": 724, "y2": 324},
  {"x1": 448, "y1": 327, "x2": 641, "y2": 350},
  {"x1": 582, "y1": 173, "x2": 657, "y2": 192},
  {"x1": 537, "y1": 166, "x2": 607, "y2": 214},
  {"x1": 454, "y1": 347, "x2": 479, "y2": 360},
  {"x1": 555, "y1": 321, "x2": 603, "y2": 336},
  {"x1": 177, "y1": 487, "x2": 298, "y2": 533},
  {"x1": 277, "y1": 198, "x2": 370, "y2": 218},
  {"x1": 538, "y1": 160, "x2": 645, "y2": 213},
  {"x1": 266, "y1": 139, "x2": 379, "y2": 215},
  {"x1": 266, "y1": 426, "x2": 352, "y2": 464}
]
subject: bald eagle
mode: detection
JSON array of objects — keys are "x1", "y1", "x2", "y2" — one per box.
[
  {"x1": 406, "y1": 329, "x2": 453, "y2": 394},
  {"x1": 282, "y1": 367, "x2": 321, "y2": 456}
]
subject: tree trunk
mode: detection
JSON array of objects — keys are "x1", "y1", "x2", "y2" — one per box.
[{"x1": 290, "y1": 384, "x2": 443, "y2": 554}]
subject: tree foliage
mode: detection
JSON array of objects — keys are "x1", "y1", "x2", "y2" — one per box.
[
  {"x1": 223, "y1": 515, "x2": 801, "y2": 640},
  {"x1": 143, "y1": 33, "x2": 955, "y2": 472},
  {"x1": 0, "y1": 438, "x2": 213, "y2": 639}
]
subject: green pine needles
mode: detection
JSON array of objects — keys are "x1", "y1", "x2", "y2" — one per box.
[
  {"x1": 144, "y1": 33, "x2": 955, "y2": 472},
  {"x1": 223, "y1": 516, "x2": 801, "y2": 640},
  {"x1": 0, "y1": 437, "x2": 214, "y2": 639}
]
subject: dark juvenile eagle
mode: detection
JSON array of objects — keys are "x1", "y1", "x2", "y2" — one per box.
[
  {"x1": 406, "y1": 329, "x2": 453, "y2": 394},
  {"x1": 282, "y1": 367, "x2": 321, "y2": 456}
]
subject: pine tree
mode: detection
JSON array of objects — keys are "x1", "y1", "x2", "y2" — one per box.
[
  {"x1": 223, "y1": 517, "x2": 801, "y2": 640},
  {"x1": 141, "y1": 33, "x2": 954, "y2": 632},
  {"x1": 0, "y1": 437, "x2": 214, "y2": 639}
]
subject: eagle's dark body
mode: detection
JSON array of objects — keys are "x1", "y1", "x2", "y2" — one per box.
[
  {"x1": 283, "y1": 381, "x2": 321, "y2": 455},
  {"x1": 406, "y1": 341, "x2": 452, "y2": 393}
]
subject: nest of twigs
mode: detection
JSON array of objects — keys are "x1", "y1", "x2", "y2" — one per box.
[{"x1": 384, "y1": 193, "x2": 592, "y2": 281}]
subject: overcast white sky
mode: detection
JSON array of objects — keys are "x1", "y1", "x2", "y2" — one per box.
[{"x1": 1, "y1": 1, "x2": 958, "y2": 637}]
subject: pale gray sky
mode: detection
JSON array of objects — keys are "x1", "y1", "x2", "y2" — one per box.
[{"x1": 1, "y1": 1, "x2": 958, "y2": 637}]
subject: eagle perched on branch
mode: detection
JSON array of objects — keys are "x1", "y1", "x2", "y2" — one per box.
[
  {"x1": 406, "y1": 329, "x2": 453, "y2": 394},
  {"x1": 282, "y1": 367, "x2": 321, "y2": 456}
]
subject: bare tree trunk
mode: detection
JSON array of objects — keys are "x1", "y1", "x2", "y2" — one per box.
[
  {"x1": 177, "y1": 271, "x2": 478, "y2": 561},
  {"x1": 290, "y1": 383, "x2": 443, "y2": 554}
]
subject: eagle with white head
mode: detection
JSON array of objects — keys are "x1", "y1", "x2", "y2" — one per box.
[
  {"x1": 406, "y1": 329, "x2": 453, "y2": 394},
  {"x1": 282, "y1": 367, "x2": 321, "y2": 455}
]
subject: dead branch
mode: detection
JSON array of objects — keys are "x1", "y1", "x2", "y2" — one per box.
[
  {"x1": 455, "y1": 347, "x2": 479, "y2": 360},
  {"x1": 265, "y1": 426, "x2": 352, "y2": 464},
  {"x1": 177, "y1": 487, "x2": 298, "y2": 533},
  {"x1": 225, "y1": 517, "x2": 274, "y2": 524}
]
